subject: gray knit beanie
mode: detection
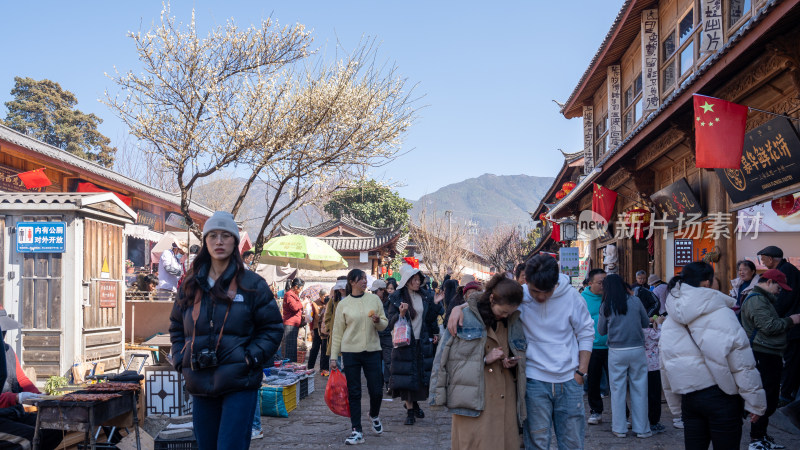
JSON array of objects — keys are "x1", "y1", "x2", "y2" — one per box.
[{"x1": 202, "y1": 211, "x2": 240, "y2": 241}]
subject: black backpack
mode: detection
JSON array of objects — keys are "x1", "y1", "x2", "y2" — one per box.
[{"x1": 634, "y1": 286, "x2": 660, "y2": 317}]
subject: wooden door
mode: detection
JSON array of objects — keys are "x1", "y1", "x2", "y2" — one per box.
[
  {"x1": 82, "y1": 219, "x2": 124, "y2": 369},
  {"x1": 17, "y1": 215, "x2": 63, "y2": 381}
]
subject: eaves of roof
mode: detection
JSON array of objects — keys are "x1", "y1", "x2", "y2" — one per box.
[
  {"x1": 0, "y1": 124, "x2": 213, "y2": 217},
  {"x1": 561, "y1": 0, "x2": 644, "y2": 118},
  {"x1": 551, "y1": 0, "x2": 791, "y2": 218}
]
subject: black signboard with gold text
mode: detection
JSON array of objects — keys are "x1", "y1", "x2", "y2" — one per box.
[
  {"x1": 715, "y1": 118, "x2": 800, "y2": 204},
  {"x1": 650, "y1": 177, "x2": 704, "y2": 226}
]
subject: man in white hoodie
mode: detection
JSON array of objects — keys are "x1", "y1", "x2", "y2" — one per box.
[{"x1": 448, "y1": 253, "x2": 594, "y2": 449}]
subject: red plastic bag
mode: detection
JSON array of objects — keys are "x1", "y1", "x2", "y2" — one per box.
[{"x1": 325, "y1": 368, "x2": 350, "y2": 417}]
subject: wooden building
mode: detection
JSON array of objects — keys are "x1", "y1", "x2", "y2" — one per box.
[
  {"x1": 0, "y1": 124, "x2": 213, "y2": 380},
  {"x1": 549, "y1": 0, "x2": 800, "y2": 286},
  {"x1": 0, "y1": 193, "x2": 136, "y2": 381},
  {"x1": 0, "y1": 124, "x2": 212, "y2": 267}
]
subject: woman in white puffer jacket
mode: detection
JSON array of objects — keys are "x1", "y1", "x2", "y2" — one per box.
[{"x1": 659, "y1": 261, "x2": 766, "y2": 450}]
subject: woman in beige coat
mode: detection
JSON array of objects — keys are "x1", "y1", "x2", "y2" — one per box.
[{"x1": 430, "y1": 274, "x2": 526, "y2": 449}]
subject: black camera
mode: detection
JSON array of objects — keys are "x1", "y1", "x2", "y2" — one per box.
[{"x1": 191, "y1": 349, "x2": 218, "y2": 371}]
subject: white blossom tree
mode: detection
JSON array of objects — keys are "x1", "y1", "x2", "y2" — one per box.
[
  {"x1": 104, "y1": 6, "x2": 416, "y2": 251},
  {"x1": 410, "y1": 207, "x2": 472, "y2": 284},
  {"x1": 477, "y1": 224, "x2": 533, "y2": 273}
]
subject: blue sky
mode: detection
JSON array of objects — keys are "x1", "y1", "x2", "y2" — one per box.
[{"x1": 0, "y1": 1, "x2": 622, "y2": 200}]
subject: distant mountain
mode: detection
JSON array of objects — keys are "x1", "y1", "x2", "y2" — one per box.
[
  {"x1": 192, "y1": 173, "x2": 555, "y2": 241},
  {"x1": 410, "y1": 174, "x2": 554, "y2": 231}
]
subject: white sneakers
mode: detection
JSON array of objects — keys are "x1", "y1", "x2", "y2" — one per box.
[
  {"x1": 251, "y1": 429, "x2": 263, "y2": 440},
  {"x1": 672, "y1": 417, "x2": 684, "y2": 429},
  {"x1": 370, "y1": 416, "x2": 383, "y2": 434},
  {"x1": 587, "y1": 413, "x2": 602, "y2": 425},
  {"x1": 345, "y1": 430, "x2": 364, "y2": 445}
]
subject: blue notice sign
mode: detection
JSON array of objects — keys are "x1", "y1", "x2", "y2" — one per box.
[{"x1": 16, "y1": 222, "x2": 66, "y2": 253}]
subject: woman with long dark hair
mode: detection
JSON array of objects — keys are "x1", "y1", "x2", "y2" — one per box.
[
  {"x1": 169, "y1": 212, "x2": 283, "y2": 449},
  {"x1": 371, "y1": 279, "x2": 393, "y2": 392},
  {"x1": 597, "y1": 274, "x2": 650, "y2": 438},
  {"x1": 431, "y1": 274, "x2": 526, "y2": 449},
  {"x1": 660, "y1": 261, "x2": 766, "y2": 449},
  {"x1": 387, "y1": 264, "x2": 444, "y2": 425},
  {"x1": 330, "y1": 269, "x2": 389, "y2": 445}
]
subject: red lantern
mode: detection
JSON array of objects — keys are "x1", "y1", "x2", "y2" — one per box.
[
  {"x1": 562, "y1": 181, "x2": 576, "y2": 194},
  {"x1": 388, "y1": 269, "x2": 393, "y2": 277},
  {"x1": 539, "y1": 213, "x2": 548, "y2": 222},
  {"x1": 555, "y1": 190, "x2": 566, "y2": 200},
  {"x1": 381, "y1": 266, "x2": 387, "y2": 275},
  {"x1": 771, "y1": 194, "x2": 796, "y2": 216}
]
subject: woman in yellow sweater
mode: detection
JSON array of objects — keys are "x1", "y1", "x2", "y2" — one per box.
[{"x1": 330, "y1": 269, "x2": 389, "y2": 445}]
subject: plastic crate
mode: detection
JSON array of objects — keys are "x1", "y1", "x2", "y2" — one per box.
[
  {"x1": 299, "y1": 376, "x2": 309, "y2": 399},
  {"x1": 261, "y1": 383, "x2": 298, "y2": 417},
  {"x1": 307, "y1": 375, "x2": 315, "y2": 395},
  {"x1": 154, "y1": 437, "x2": 198, "y2": 450}
]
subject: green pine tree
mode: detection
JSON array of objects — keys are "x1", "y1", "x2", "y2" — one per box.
[
  {"x1": 4, "y1": 76, "x2": 116, "y2": 167},
  {"x1": 324, "y1": 179, "x2": 412, "y2": 231}
]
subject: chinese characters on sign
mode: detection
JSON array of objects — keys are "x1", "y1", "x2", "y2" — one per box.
[
  {"x1": 98, "y1": 280, "x2": 118, "y2": 308},
  {"x1": 674, "y1": 239, "x2": 694, "y2": 266},
  {"x1": 641, "y1": 9, "x2": 659, "y2": 112},
  {"x1": 0, "y1": 164, "x2": 46, "y2": 192},
  {"x1": 136, "y1": 210, "x2": 161, "y2": 230},
  {"x1": 650, "y1": 178, "x2": 704, "y2": 225},
  {"x1": 607, "y1": 65, "x2": 622, "y2": 149},
  {"x1": 559, "y1": 247, "x2": 580, "y2": 277},
  {"x1": 700, "y1": 0, "x2": 723, "y2": 53},
  {"x1": 16, "y1": 222, "x2": 66, "y2": 253},
  {"x1": 165, "y1": 212, "x2": 189, "y2": 230},
  {"x1": 583, "y1": 106, "x2": 594, "y2": 173},
  {"x1": 715, "y1": 118, "x2": 800, "y2": 204}
]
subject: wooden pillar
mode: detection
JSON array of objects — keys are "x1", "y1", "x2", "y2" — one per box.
[{"x1": 706, "y1": 170, "x2": 732, "y2": 286}]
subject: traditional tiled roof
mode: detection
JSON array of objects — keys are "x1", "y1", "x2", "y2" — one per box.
[
  {"x1": 280, "y1": 215, "x2": 403, "y2": 252},
  {"x1": 0, "y1": 124, "x2": 213, "y2": 217},
  {"x1": 0, "y1": 192, "x2": 137, "y2": 220}
]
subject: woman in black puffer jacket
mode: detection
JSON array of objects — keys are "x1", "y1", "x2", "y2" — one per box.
[
  {"x1": 170, "y1": 212, "x2": 283, "y2": 450},
  {"x1": 387, "y1": 264, "x2": 444, "y2": 425}
]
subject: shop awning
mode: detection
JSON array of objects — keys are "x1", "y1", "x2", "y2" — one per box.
[{"x1": 123, "y1": 224, "x2": 163, "y2": 243}]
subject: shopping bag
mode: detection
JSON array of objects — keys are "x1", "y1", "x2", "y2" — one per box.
[
  {"x1": 392, "y1": 316, "x2": 412, "y2": 348},
  {"x1": 324, "y1": 368, "x2": 350, "y2": 417}
]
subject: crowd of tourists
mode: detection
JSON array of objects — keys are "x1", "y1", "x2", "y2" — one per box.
[{"x1": 166, "y1": 210, "x2": 800, "y2": 450}]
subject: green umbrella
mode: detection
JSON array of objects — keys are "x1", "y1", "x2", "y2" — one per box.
[{"x1": 260, "y1": 235, "x2": 348, "y2": 271}]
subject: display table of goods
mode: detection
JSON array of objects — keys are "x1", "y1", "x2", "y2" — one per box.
[{"x1": 260, "y1": 361, "x2": 315, "y2": 417}]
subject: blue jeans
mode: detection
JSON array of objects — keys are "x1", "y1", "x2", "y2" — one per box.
[
  {"x1": 523, "y1": 378, "x2": 585, "y2": 450},
  {"x1": 193, "y1": 389, "x2": 258, "y2": 450},
  {"x1": 608, "y1": 347, "x2": 648, "y2": 434},
  {"x1": 251, "y1": 389, "x2": 262, "y2": 432}
]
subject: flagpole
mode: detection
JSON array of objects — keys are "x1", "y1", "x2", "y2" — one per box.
[{"x1": 747, "y1": 107, "x2": 800, "y2": 122}]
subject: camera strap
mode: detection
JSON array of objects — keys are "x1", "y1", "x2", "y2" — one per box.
[{"x1": 190, "y1": 278, "x2": 238, "y2": 355}]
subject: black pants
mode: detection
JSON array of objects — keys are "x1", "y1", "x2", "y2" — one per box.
[
  {"x1": 752, "y1": 351, "x2": 782, "y2": 439},
  {"x1": 647, "y1": 370, "x2": 662, "y2": 425},
  {"x1": 307, "y1": 328, "x2": 329, "y2": 371},
  {"x1": 682, "y1": 385, "x2": 744, "y2": 450},
  {"x1": 1, "y1": 413, "x2": 62, "y2": 450},
  {"x1": 342, "y1": 351, "x2": 383, "y2": 432},
  {"x1": 282, "y1": 325, "x2": 299, "y2": 362},
  {"x1": 587, "y1": 348, "x2": 608, "y2": 413},
  {"x1": 379, "y1": 334, "x2": 392, "y2": 386},
  {"x1": 781, "y1": 339, "x2": 800, "y2": 400}
]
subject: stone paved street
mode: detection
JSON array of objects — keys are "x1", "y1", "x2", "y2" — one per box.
[{"x1": 254, "y1": 372, "x2": 799, "y2": 449}]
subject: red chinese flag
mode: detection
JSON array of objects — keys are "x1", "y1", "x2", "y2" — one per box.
[
  {"x1": 17, "y1": 168, "x2": 52, "y2": 189},
  {"x1": 592, "y1": 183, "x2": 618, "y2": 223},
  {"x1": 551, "y1": 222, "x2": 561, "y2": 242},
  {"x1": 693, "y1": 94, "x2": 749, "y2": 169}
]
